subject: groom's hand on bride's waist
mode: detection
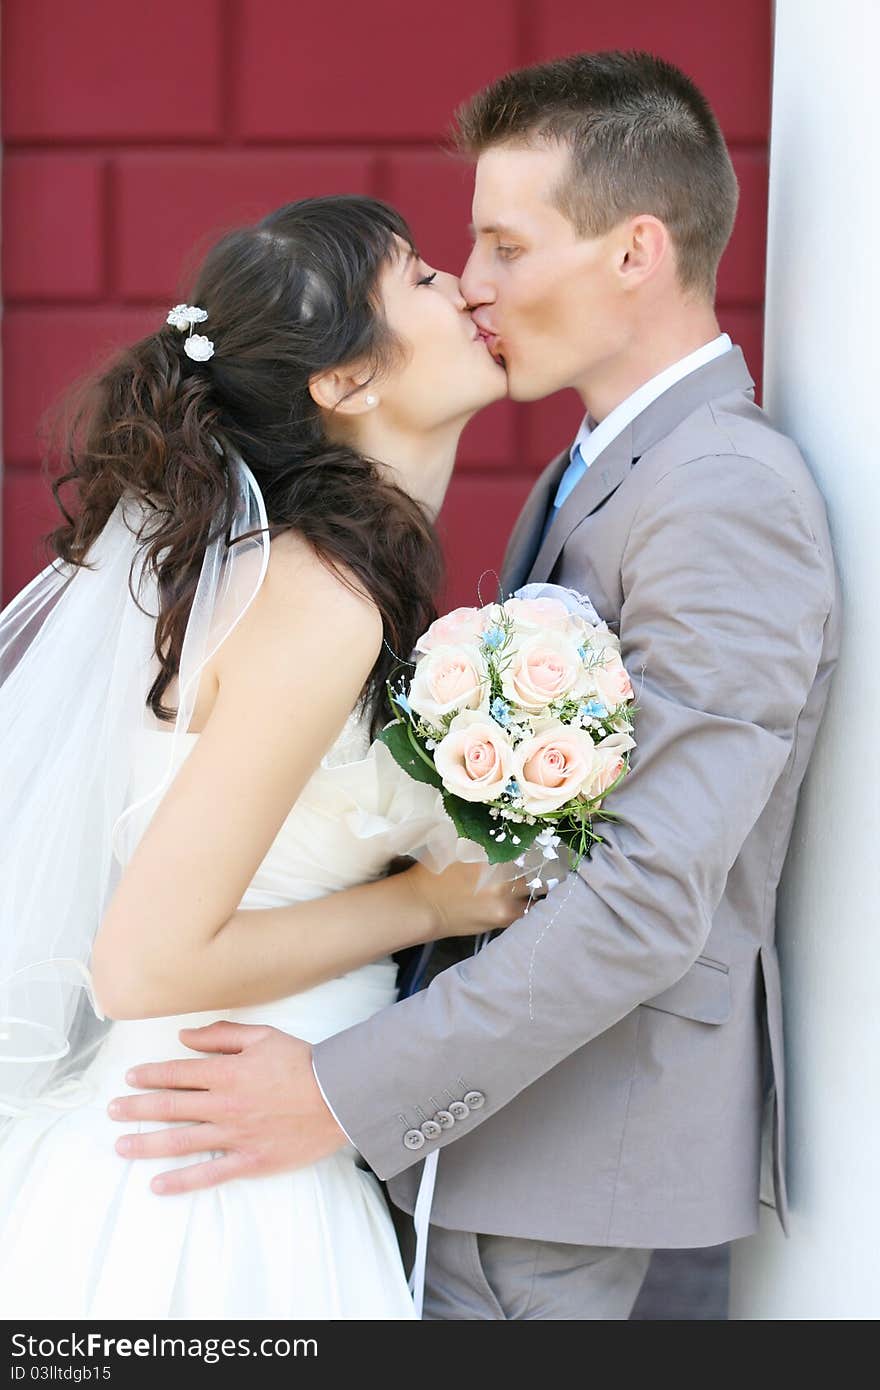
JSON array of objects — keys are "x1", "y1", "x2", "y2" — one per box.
[{"x1": 107, "y1": 1021, "x2": 349, "y2": 1195}]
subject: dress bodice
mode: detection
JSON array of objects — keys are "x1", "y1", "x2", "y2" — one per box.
[
  {"x1": 125, "y1": 706, "x2": 456, "y2": 912},
  {"x1": 86, "y1": 704, "x2": 458, "y2": 1055}
]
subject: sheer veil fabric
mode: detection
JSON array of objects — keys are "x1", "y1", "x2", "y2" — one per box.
[{"x1": 0, "y1": 447, "x2": 270, "y2": 1126}]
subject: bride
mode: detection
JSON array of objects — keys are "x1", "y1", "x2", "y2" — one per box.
[{"x1": 0, "y1": 195, "x2": 529, "y2": 1319}]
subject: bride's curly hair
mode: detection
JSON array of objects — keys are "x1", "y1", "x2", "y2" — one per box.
[{"x1": 45, "y1": 195, "x2": 444, "y2": 736}]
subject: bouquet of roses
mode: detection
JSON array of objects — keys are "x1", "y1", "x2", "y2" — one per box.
[{"x1": 380, "y1": 582, "x2": 636, "y2": 884}]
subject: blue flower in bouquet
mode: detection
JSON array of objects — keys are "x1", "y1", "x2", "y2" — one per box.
[
  {"x1": 491, "y1": 696, "x2": 512, "y2": 726},
  {"x1": 579, "y1": 699, "x2": 608, "y2": 719},
  {"x1": 504, "y1": 777, "x2": 520, "y2": 799},
  {"x1": 395, "y1": 690, "x2": 413, "y2": 717},
  {"x1": 482, "y1": 626, "x2": 505, "y2": 651}
]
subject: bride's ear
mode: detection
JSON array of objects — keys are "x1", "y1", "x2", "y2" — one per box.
[{"x1": 308, "y1": 366, "x2": 379, "y2": 416}]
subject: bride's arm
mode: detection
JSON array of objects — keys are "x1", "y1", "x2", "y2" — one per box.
[{"x1": 91, "y1": 535, "x2": 519, "y2": 1021}]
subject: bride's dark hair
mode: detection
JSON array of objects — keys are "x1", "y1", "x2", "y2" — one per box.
[{"x1": 46, "y1": 195, "x2": 444, "y2": 735}]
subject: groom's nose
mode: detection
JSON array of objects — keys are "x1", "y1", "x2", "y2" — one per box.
[{"x1": 460, "y1": 243, "x2": 496, "y2": 309}]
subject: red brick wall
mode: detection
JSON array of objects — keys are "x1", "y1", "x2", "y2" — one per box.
[{"x1": 1, "y1": 0, "x2": 771, "y2": 608}]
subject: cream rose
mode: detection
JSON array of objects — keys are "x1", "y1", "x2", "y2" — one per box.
[
  {"x1": 500, "y1": 631, "x2": 584, "y2": 713},
  {"x1": 589, "y1": 651, "x2": 634, "y2": 711},
  {"x1": 579, "y1": 620, "x2": 621, "y2": 656},
  {"x1": 416, "y1": 607, "x2": 487, "y2": 653},
  {"x1": 583, "y1": 731, "x2": 636, "y2": 801},
  {"x1": 513, "y1": 720, "x2": 598, "y2": 814},
  {"x1": 433, "y1": 710, "x2": 514, "y2": 803},
  {"x1": 408, "y1": 644, "x2": 488, "y2": 723}
]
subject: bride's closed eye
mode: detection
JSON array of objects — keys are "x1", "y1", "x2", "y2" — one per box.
[{"x1": 416, "y1": 271, "x2": 438, "y2": 287}]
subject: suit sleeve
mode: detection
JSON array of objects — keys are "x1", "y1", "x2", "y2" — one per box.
[{"x1": 312, "y1": 454, "x2": 834, "y2": 1180}]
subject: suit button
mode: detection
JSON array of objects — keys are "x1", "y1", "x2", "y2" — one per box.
[
  {"x1": 403, "y1": 1128, "x2": 425, "y2": 1150},
  {"x1": 448, "y1": 1101, "x2": 470, "y2": 1121},
  {"x1": 433, "y1": 1110, "x2": 455, "y2": 1129},
  {"x1": 420, "y1": 1120, "x2": 442, "y2": 1140},
  {"x1": 464, "y1": 1090, "x2": 485, "y2": 1110}
]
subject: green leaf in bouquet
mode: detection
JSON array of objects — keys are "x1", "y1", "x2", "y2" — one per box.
[
  {"x1": 378, "y1": 720, "x2": 443, "y2": 789},
  {"x1": 440, "y1": 791, "x2": 543, "y2": 863}
]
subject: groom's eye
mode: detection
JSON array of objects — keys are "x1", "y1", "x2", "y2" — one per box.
[{"x1": 497, "y1": 246, "x2": 519, "y2": 260}]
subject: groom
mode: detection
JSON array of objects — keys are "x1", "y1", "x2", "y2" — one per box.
[{"x1": 111, "y1": 52, "x2": 840, "y2": 1318}]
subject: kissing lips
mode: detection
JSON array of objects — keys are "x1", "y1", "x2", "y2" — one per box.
[
  {"x1": 489, "y1": 340, "x2": 507, "y2": 370},
  {"x1": 486, "y1": 330, "x2": 508, "y2": 364},
  {"x1": 470, "y1": 316, "x2": 507, "y2": 369},
  {"x1": 476, "y1": 329, "x2": 505, "y2": 368}
]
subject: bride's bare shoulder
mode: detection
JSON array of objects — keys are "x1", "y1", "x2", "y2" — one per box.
[
  {"x1": 215, "y1": 527, "x2": 383, "y2": 677},
  {"x1": 263, "y1": 527, "x2": 380, "y2": 618}
]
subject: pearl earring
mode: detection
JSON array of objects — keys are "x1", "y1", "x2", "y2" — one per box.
[{"x1": 365, "y1": 394, "x2": 377, "y2": 406}]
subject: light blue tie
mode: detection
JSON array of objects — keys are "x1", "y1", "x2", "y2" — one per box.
[
  {"x1": 539, "y1": 443, "x2": 588, "y2": 548},
  {"x1": 554, "y1": 442, "x2": 589, "y2": 509}
]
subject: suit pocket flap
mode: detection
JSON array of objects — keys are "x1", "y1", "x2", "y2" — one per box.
[{"x1": 639, "y1": 955, "x2": 731, "y2": 1025}]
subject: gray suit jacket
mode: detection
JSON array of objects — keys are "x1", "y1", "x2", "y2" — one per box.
[{"x1": 313, "y1": 347, "x2": 840, "y2": 1248}]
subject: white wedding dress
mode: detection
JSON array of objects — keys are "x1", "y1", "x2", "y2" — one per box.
[{"x1": 0, "y1": 706, "x2": 456, "y2": 1320}]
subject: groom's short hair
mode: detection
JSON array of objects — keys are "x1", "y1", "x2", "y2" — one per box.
[{"x1": 454, "y1": 50, "x2": 739, "y2": 301}]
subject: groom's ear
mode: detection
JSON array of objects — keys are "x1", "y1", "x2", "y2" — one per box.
[
  {"x1": 616, "y1": 214, "x2": 670, "y2": 289},
  {"x1": 308, "y1": 365, "x2": 378, "y2": 416}
]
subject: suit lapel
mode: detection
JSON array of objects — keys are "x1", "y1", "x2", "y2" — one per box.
[
  {"x1": 498, "y1": 448, "x2": 569, "y2": 595},
  {"x1": 514, "y1": 347, "x2": 756, "y2": 592},
  {"x1": 510, "y1": 345, "x2": 756, "y2": 590}
]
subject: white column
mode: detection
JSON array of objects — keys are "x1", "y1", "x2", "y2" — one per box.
[
  {"x1": 0, "y1": 26, "x2": 4, "y2": 590},
  {"x1": 730, "y1": 0, "x2": 880, "y2": 1319}
]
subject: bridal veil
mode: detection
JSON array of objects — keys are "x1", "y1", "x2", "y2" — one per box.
[{"x1": 0, "y1": 448, "x2": 270, "y2": 1125}]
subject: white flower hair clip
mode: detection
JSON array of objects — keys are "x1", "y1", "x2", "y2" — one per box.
[{"x1": 166, "y1": 303, "x2": 214, "y2": 361}]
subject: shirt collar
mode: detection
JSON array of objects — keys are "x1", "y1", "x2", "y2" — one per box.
[{"x1": 571, "y1": 333, "x2": 733, "y2": 466}]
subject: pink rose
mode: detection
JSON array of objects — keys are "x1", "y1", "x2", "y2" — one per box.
[
  {"x1": 409, "y1": 644, "x2": 488, "y2": 723},
  {"x1": 584, "y1": 732, "x2": 636, "y2": 801},
  {"x1": 501, "y1": 631, "x2": 584, "y2": 713},
  {"x1": 502, "y1": 596, "x2": 572, "y2": 633},
  {"x1": 513, "y1": 721, "x2": 598, "y2": 814},
  {"x1": 434, "y1": 710, "x2": 514, "y2": 803},
  {"x1": 416, "y1": 607, "x2": 487, "y2": 653},
  {"x1": 590, "y1": 652, "x2": 634, "y2": 712}
]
